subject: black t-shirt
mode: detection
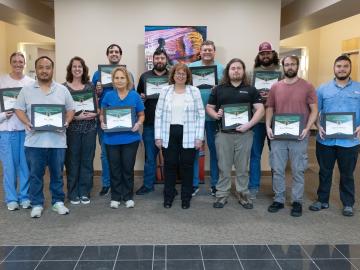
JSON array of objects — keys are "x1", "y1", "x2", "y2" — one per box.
[
  {"x1": 137, "y1": 69, "x2": 169, "y2": 125},
  {"x1": 207, "y1": 82, "x2": 262, "y2": 129}
]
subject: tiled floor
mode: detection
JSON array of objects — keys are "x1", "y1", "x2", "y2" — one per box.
[{"x1": 1, "y1": 244, "x2": 360, "y2": 270}]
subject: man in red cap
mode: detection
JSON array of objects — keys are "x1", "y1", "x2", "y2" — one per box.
[{"x1": 248, "y1": 42, "x2": 283, "y2": 200}]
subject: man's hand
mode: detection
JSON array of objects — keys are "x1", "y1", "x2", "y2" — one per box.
[
  {"x1": 266, "y1": 126, "x2": 274, "y2": 140},
  {"x1": 299, "y1": 127, "x2": 309, "y2": 140},
  {"x1": 216, "y1": 108, "x2": 223, "y2": 120},
  {"x1": 235, "y1": 122, "x2": 251, "y2": 133}
]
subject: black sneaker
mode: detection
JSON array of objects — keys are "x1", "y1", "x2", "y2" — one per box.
[
  {"x1": 342, "y1": 206, "x2": 354, "y2": 217},
  {"x1": 210, "y1": 186, "x2": 217, "y2": 196},
  {"x1": 192, "y1": 186, "x2": 199, "y2": 196},
  {"x1": 291, "y1": 202, "x2": 302, "y2": 217},
  {"x1": 181, "y1": 200, "x2": 190, "y2": 209},
  {"x1": 268, "y1": 201, "x2": 284, "y2": 213},
  {"x1": 213, "y1": 197, "x2": 227, "y2": 208},
  {"x1": 99, "y1": 186, "x2": 110, "y2": 196},
  {"x1": 136, "y1": 185, "x2": 154, "y2": 195}
]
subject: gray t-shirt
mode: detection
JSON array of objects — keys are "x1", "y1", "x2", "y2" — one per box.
[{"x1": 14, "y1": 80, "x2": 75, "y2": 148}]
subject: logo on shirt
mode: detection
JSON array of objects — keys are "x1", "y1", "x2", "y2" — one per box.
[{"x1": 239, "y1": 91, "x2": 248, "y2": 94}]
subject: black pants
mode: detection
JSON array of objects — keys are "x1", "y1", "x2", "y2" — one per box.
[
  {"x1": 316, "y1": 141, "x2": 359, "y2": 207},
  {"x1": 163, "y1": 125, "x2": 196, "y2": 202},
  {"x1": 65, "y1": 129, "x2": 96, "y2": 199},
  {"x1": 106, "y1": 141, "x2": 139, "y2": 201}
]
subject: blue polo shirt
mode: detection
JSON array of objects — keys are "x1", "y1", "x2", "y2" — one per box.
[
  {"x1": 101, "y1": 89, "x2": 144, "y2": 145},
  {"x1": 317, "y1": 78, "x2": 360, "y2": 147}
]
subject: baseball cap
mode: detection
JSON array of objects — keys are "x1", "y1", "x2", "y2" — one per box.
[{"x1": 258, "y1": 42, "x2": 273, "y2": 52}]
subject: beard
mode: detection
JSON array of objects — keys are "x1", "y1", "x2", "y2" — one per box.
[
  {"x1": 335, "y1": 73, "x2": 350, "y2": 81},
  {"x1": 259, "y1": 58, "x2": 273, "y2": 67},
  {"x1": 284, "y1": 69, "x2": 298, "y2": 78},
  {"x1": 154, "y1": 63, "x2": 166, "y2": 72}
]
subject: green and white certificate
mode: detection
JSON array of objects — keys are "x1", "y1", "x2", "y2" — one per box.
[
  {"x1": 71, "y1": 91, "x2": 96, "y2": 113},
  {"x1": 145, "y1": 76, "x2": 168, "y2": 97},
  {"x1": 323, "y1": 112, "x2": 355, "y2": 138},
  {"x1": 31, "y1": 104, "x2": 65, "y2": 130},
  {"x1": 222, "y1": 103, "x2": 250, "y2": 130},
  {"x1": 104, "y1": 107, "x2": 134, "y2": 132},
  {"x1": 253, "y1": 70, "x2": 282, "y2": 91},
  {"x1": 190, "y1": 66, "x2": 218, "y2": 89},
  {"x1": 0, "y1": 87, "x2": 22, "y2": 111},
  {"x1": 273, "y1": 114, "x2": 302, "y2": 139}
]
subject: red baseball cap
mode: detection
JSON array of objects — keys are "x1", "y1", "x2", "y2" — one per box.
[{"x1": 258, "y1": 42, "x2": 273, "y2": 52}]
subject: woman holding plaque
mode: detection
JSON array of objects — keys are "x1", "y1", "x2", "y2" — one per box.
[
  {"x1": 64, "y1": 56, "x2": 97, "y2": 205},
  {"x1": 100, "y1": 67, "x2": 144, "y2": 209},
  {"x1": 155, "y1": 63, "x2": 205, "y2": 209}
]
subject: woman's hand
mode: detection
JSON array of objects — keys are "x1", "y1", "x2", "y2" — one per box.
[
  {"x1": 155, "y1": 139, "x2": 162, "y2": 149},
  {"x1": 101, "y1": 121, "x2": 107, "y2": 130},
  {"x1": 132, "y1": 122, "x2": 142, "y2": 132},
  {"x1": 195, "y1": 139, "x2": 203, "y2": 150}
]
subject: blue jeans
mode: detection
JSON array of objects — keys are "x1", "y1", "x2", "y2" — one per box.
[
  {"x1": 249, "y1": 123, "x2": 267, "y2": 191},
  {"x1": 0, "y1": 131, "x2": 29, "y2": 203},
  {"x1": 97, "y1": 126, "x2": 110, "y2": 187},
  {"x1": 193, "y1": 121, "x2": 219, "y2": 187},
  {"x1": 25, "y1": 147, "x2": 66, "y2": 206},
  {"x1": 142, "y1": 124, "x2": 158, "y2": 190}
]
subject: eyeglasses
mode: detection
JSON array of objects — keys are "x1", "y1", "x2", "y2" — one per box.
[{"x1": 175, "y1": 73, "x2": 187, "y2": 78}]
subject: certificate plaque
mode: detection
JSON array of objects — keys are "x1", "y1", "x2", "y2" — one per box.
[
  {"x1": 0, "y1": 87, "x2": 22, "y2": 112},
  {"x1": 252, "y1": 70, "x2": 282, "y2": 91},
  {"x1": 272, "y1": 114, "x2": 304, "y2": 139},
  {"x1": 31, "y1": 104, "x2": 65, "y2": 131},
  {"x1": 221, "y1": 103, "x2": 250, "y2": 130},
  {"x1": 104, "y1": 106, "x2": 135, "y2": 132},
  {"x1": 98, "y1": 64, "x2": 126, "y2": 87},
  {"x1": 190, "y1": 65, "x2": 218, "y2": 89},
  {"x1": 145, "y1": 76, "x2": 168, "y2": 98},
  {"x1": 71, "y1": 90, "x2": 97, "y2": 115},
  {"x1": 321, "y1": 112, "x2": 355, "y2": 139}
]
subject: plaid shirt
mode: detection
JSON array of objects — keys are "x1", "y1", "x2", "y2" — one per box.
[{"x1": 155, "y1": 85, "x2": 205, "y2": 148}]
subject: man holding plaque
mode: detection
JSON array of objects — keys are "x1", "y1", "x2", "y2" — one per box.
[
  {"x1": 189, "y1": 40, "x2": 224, "y2": 196},
  {"x1": 309, "y1": 55, "x2": 360, "y2": 217},
  {"x1": 135, "y1": 48, "x2": 169, "y2": 195},
  {"x1": 266, "y1": 55, "x2": 317, "y2": 217},
  {"x1": 249, "y1": 42, "x2": 282, "y2": 199},
  {"x1": 206, "y1": 58, "x2": 264, "y2": 209},
  {"x1": 14, "y1": 56, "x2": 75, "y2": 218}
]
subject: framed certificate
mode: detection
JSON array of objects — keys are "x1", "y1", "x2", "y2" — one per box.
[
  {"x1": 321, "y1": 112, "x2": 355, "y2": 139},
  {"x1": 98, "y1": 64, "x2": 126, "y2": 87},
  {"x1": 103, "y1": 106, "x2": 135, "y2": 132},
  {"x1": 0, "y1": 87, "x2": 22, "y2": 112},
  {"x1": 252, "y1": 70, "x2": 282, "y2": 91},
  {"x1": 272, "y1": 114, "x2": 304, "y2": 139},
  {"x1": 31, "y1": 104, "x2": 65, "y2": 131},
  {"x1": 71, "y1": 90, "x2": 97, "y2": 115},
  {"x1": 145, "y1": 76, "x2": 168, "y2": 98},
  {"x1": 221, "y1": 103, "x2": 250, "y2": 130},
  {"x1": 190, "y1": 65, "x2": 218, "y2": 89}
]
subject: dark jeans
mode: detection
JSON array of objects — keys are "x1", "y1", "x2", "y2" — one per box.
[
  {"x1": 316, "y1": 142, "x2": 359, "y2": 207},
  {"x1": 65, "y1": 129, "x2": 96, "y2": 199},
  {"x1": 163, "y1": 125, "x2": 196, "y2": 203},
  {"x1": 142, "y1": 124, "x2": 159, "y2": 189},
  {"x1": 106, "y1": 141, "x2": 139, "y2": 201},
  {"x1": 25, "y1": 147, "x2": 66, "y2": 206}
]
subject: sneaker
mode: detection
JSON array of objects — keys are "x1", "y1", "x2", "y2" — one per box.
[
  {"x1": 249, "y1": 189, "x2": 258, "y2": 200},
  {"x1": 70, "y1": 197, "x2": 81, "y2": 205},
  {"x1": 52, "y1": 202, "x2": 70, "y2": 215},
  {"x1": 309, "y1": 201, "x2": 329, "y2": 211},
  {"x1": 80, "y1": 196, "x2": 90, "y2": 205},
  {"x1": 125, "y1": 200, "x2": 135, "y2": 208},
  {"x1": 99, "y1": 186, "x2": 110, "y2": 196},
  {"x1": 135, "y1": 185, "x2": 154, "y2": 195},
  {"x1": 181, "y1": 200, "x2": 190, "y2": 209},
  {"x1": 268, "y1": 201, "x2": 284, "y2": 213},
  {"x1": 20, "y1": 200, "x2": 31, "y2": 209},
  {"x1": 213, "y1": 197, "x2": 228, "y2": 208},
  {"x1": 192, "y1": 186, "x2": 199, "y2": 197},
  {"x1": 238, "y1": 192, "x2": 253, "y2": 209},
  {"x1": 291, "y1": 202, "x2": 302, "y2": 217},
  {"x1": 7, "y1": 201, "x2": 19, "y2": 211},
  {"x1": 210, "y1": 186, "x2": 217, "y2": 196},
  {"x1": 342, "y1": 206, "x2": 354, "y2": 217},
  {"x1": 110, "y1": 200, "x2": 120, "y2": 209},
  {"x1": 30, "y1": 206, "x2": 43, "y2": 218}
]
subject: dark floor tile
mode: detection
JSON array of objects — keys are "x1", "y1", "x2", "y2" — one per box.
[
  {"x1": 167, "y1": 245, "x2": 202, "y2": 260},
  {"x1": 167, "y1": 260, "x2": 204, "y2": 270},
  {"x1": 6, "y1": 246, "x2": 48, "y2": 261},
  {"x1": 336, "y1": 244, "x2": 360, "y2": 259},
  {"x1": 201, "y1": 245, "x2": 237, "y2": 260},
  {"x1": 204, "y1": 260, "x2": 242, "y2": 270},
  {"x1": 154, "y1": 245, "x2": 165, "y2": 260},
  {"x1": 75, "y1": 260, "x2": 114, "y2": 270},
  {"x1": 241, "y1": 260, "x2": 281, "y2": 270},
  {"x1": 314, "y1": 259, "x2": 357, "y2": 270},
  {"x1": 80, "y1": 246, "x2": 118, "y2": 260},
  {"x1": 153, "y1": 260, "x2": 165, "y2": 270},
  {"x1": 302, "y1": 245, "x2": 345, "y2": 259},
  {"x1": 36, "y1": 260, "x2": 77, "y2": 270},
  {"x1": 117, "y1": 245, "x2": 153, "y2": 260},
  {"x1": 269, "y1": 245, "x2": 310, "y2": 259},
  {"x1": 0, "y1": 261, "x2": 38, "y2": 270},
  {"x1": 114, "y1": 260, "x2": 152, "y2": 270},
  {"x1": 0, "y1": 246, "x2": 14, "y2": 261},
  {"x1": 43, "y1": 246, "x2": 83, "y2": 260},
  {"x1": 277, "y1": 260, "x2": 319, "y2": 270},
  {"x1": 234, "y1": 245, "x2": 273, "y2": 259}
]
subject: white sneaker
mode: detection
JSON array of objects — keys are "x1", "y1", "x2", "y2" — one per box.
[
  {"x1": 7, "y1": 201, "x2": 19, "y2": 211},
  {"x1": 20, "y1": 200, "x2": 31, "y2": 209},
  {"x1": 30, "y1": 206, "x2": 43, "y2": 218},
  {"x1": 125, "y1": 200, "x2": 135, "y2": 208},
  {"x1": 70, "y1": 197, "x2": 80, "y2": 205},
  {"x1": 110, "y1": 200, "x2": 120, "y2": 209},
  {"x1": 80, "y1": 196, "x2": 90, "y2": 205},
  {"x1": 52, "y1": 202, "x2": 70, "y2": 215}
]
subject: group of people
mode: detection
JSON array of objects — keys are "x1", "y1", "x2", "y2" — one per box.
[{"x1": 0, "y1": 40, "x2": 359, "y2": 219}]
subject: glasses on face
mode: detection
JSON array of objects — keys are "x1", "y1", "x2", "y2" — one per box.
[
  {"x1": 283, "y1": 63, "x2": 298, "y2": 68},
  {"x1": 175, "y1": 73, "x2": 187, "y2": 78}
]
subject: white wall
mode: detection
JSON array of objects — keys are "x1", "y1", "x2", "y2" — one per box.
[{"x1": 55, "y1": 0, "x2": 281, "y2": 170}]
